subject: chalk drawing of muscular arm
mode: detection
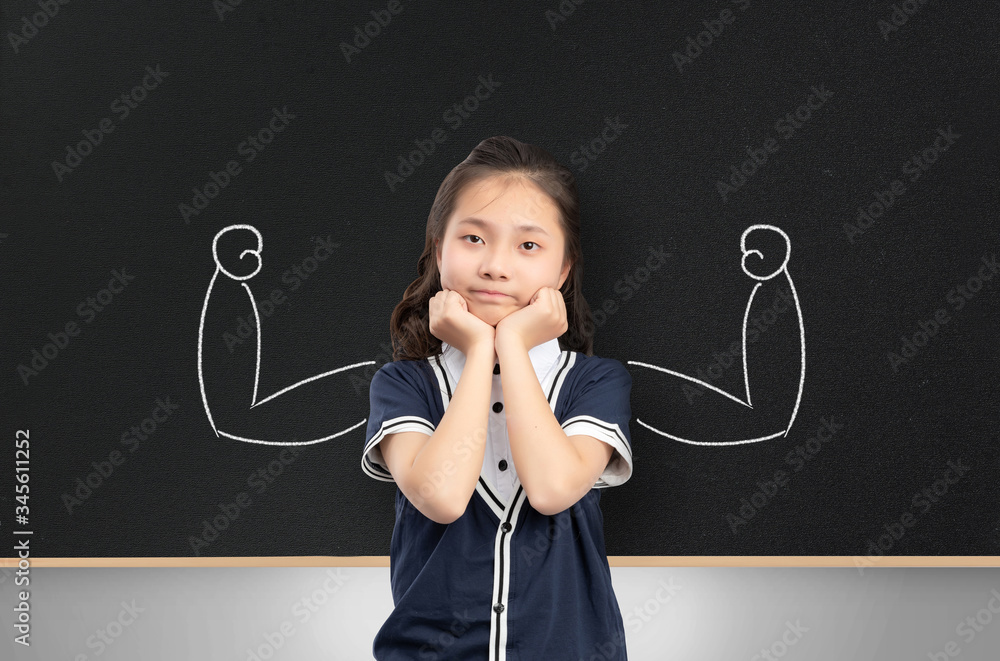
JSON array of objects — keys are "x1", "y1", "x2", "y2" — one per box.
[
  {"x1": 628, "y1": 224, "x2": 805, "y2": 446},
  {"x1": 198, "y1": 224, "x2": 374, "y2": 446}
]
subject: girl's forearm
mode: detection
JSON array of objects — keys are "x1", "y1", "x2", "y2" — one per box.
[
  {"x1": 408, "y1": 342, "x2": 493, "y2": 522},
  {"x1": 497, "y1": 335, "x2": 584, "y2": 515}
]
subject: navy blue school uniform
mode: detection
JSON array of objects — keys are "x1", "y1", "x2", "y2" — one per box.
[{"x1": 362, "y1": 337, "x2": 634, "y2": 661}]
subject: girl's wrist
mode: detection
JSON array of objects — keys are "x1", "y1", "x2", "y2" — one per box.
[
  {"x1": 466, "y1": 339, "x2": 496, "y2": 363},
  {"x1": 494, "y1": 331, "x2": 527, "y2": 358}
]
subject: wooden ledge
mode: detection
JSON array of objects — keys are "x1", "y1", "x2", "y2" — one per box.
[{"x1": 2, "y1": 556, "x2": 998, "y2": 568}]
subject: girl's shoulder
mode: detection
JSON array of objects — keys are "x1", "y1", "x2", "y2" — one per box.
[
  {"x1": 376, "y1": 356, "x2": 429, "y2": 374},
  {"x1": 566, "y1": 351, "x2": 631, "y2": 384},
  {"x1": 373, "y1": 356, "x2": 438, "y2": 390}
]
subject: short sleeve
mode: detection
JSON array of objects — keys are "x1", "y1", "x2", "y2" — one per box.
[
  {"x1": 560, "y1": 358, "x2": 633, "y2": 488},
  {"x1": 362, "y1": 361, "x2": 437, "y2": 483}
]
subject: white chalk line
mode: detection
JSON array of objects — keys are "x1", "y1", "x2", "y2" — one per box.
[
  {"x1": 627, "y1": 224, "x2": 805, "y2": 446},
  {"x1": 198, "y1": 264, "x2": 374, "y2": 446}
]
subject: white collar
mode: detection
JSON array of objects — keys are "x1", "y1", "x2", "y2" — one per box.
[{"x1": 438, "y1": 337, "x2": 562, "y2": 384}]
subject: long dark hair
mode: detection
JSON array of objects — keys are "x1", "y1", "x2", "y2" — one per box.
[{"x1": 389, "y1": 135, "x2": 593, "y2": 361}]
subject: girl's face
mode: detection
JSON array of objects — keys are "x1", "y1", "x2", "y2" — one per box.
[{"x1": 436, "y1": 175, "x2": 571, "y2": 328}]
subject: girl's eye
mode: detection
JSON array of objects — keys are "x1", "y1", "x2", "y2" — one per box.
[{"x1": 461, "y1": 235, "x2": 537, "y2": 250}]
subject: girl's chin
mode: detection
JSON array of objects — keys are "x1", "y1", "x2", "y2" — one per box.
[{"x1": 468, "y1": 304, "x2": 511, "y2": 327}]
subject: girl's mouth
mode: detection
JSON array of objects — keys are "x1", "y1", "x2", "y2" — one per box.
[{"x1": 473, "y1": 290, "x2": 510, "y2": 298}]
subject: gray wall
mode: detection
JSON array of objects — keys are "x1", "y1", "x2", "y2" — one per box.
[{"x1": 2, "y1": 566, "x2": 999, "y2": 660}]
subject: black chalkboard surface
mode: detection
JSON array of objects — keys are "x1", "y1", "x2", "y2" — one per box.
[{"x1": 2, "y1": 1, "x2": 998, "y2": 560}]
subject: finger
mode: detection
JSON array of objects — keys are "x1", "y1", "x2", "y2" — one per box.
[{"x1": 554, "y1": 289, "x2": 566, "y2": 312}]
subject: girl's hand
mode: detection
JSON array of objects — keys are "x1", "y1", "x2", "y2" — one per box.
[
  {"x1": 428, "y1": 289, "x2": 496, "y2": 356},
  {"x1": 495, "y1": 286, "x2": 568, "y2": 353}
]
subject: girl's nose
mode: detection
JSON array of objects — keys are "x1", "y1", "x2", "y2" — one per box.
[{"x1": 480, "y1": 250, "x2": 511, "y2": 279}]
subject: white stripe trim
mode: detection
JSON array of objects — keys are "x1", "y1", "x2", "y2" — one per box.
[
  {"x1": 361, "y1": 416, "x2": 435, "y2": 482},
  {"x1": 562, "y1": 415, "x2": 633, "y2": 488},
  {"x1": 490, "y1": 487, "x2": 529, "y2": 661},
  {"x1": 476, "y1": 479, "x2": 507, "y2": 520},
  {"x1": 490, "y1": 508, "x2": 507, "y2": 661},
  {"x1": 546, "y1": 350, "x2": 576, "y2": 412},
  {"x1": 428, "y1": 354, "x2": 451, "y2": 407}
]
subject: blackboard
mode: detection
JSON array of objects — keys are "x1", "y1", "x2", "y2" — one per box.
[{"x1": 2, "y1": 1, "x2": 998, "y2": 560}]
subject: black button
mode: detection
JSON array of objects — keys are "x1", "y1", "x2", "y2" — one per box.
[
  {"x1": 493, "y1": 363, "x2": 500, "y2": 375},
  {"x1": 492, "y1": 401, "x2": 503, "y2": 413},
  {"x1": 501, "y1": 522, "x2": 512, "y2": 532},
  {"x1": 498, "y1": 459, "x2": 508, "y2": 471},
  {"x1": 493, "y1": 603, "x2": 505, "y2": 613}
]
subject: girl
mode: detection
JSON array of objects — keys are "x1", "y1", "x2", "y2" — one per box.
[{"x1": 362, "y1": 136, "x2": 634, "y2": 661}]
